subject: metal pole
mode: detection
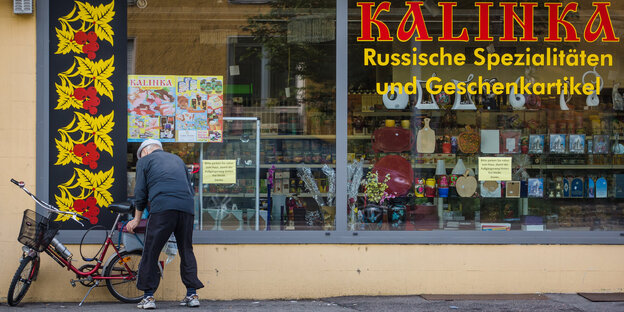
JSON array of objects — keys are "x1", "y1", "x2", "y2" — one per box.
[
  {"x1": 255, "y1": 119, "x2": 261, "y2": 231},
  {"x1": 335, "y1": 0, "x2": 348, "y2": 231},
  {"x1": 199, "y1": 143, "x2": 204, "y2": 230}
]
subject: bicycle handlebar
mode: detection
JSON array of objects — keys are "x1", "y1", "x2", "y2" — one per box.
[{"x1": 10, "y1": 178, "x2": 87, "y2": 227}]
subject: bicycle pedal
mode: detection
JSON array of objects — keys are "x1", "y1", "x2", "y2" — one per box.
[{"x1": 70, "y1": 280, "x2": 77, "y2": 287}]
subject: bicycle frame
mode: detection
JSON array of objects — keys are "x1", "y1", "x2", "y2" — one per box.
[
  {"x1": 10, "y1": 179, "x2": 144, "y2": 306},
  {"x1": 45, "y1": 213, "x2": 136, "y2": 281}
]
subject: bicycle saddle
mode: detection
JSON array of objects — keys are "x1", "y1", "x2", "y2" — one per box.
[{"x1": 108, "y1": 202, "x2": 135, "y2": 214}]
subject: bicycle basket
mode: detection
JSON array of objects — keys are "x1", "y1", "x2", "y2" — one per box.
[{"x1": 18, "y1": 209, "x2": 60, "y2": 252}]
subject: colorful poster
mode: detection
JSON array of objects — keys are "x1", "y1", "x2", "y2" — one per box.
[
  {"x1": 128, "y1": 75, "x2": 177, "y2": 142},
  {"x1": 127, "y1": 75, "x2": 223, "y2": 143},
  {"x1": 176, "y1": 76, "x2": 224, "y2": 143}
]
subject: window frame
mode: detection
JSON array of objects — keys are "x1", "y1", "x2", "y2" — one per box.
[{"x1": 38, "y1": 0, "x2": 624, "y2": 245}]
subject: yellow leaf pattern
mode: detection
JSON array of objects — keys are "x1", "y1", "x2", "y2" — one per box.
[
  {"x1": 76, "y1": 1, "x2": 98, "y2": 23},
  {"x1": 55, "y1": 136, "x2": 82, "y2": 166},
  {"x1": 76, "y1": 112, "x2": 96, "y2": 133},
  {"x1": 94, "y1": 23, "x2": 114, "y2": 46},
  {"x1": 94, "y1": 75, "x2": 114, "y2": 101},
  {"x1": 54, "y1": 194, "x2": 74, "y2": 222},
  {"x1": 55, "y1": 80, "x2": 82, "y2": 110},
  {"x1": 93, "y1": 56, "x2": 115, "y2": 79},
  {"x1": 76, "y1": 57, "x2": 97, "y2": 78},
  {"x1": 94, "y1": 112, "x2": 115, "y2": 155},
  {"x1": 55, "y1": 23, "x2": 82, "y2": 55},
  {"x1": 52, "y1": 0, "x2": 117, "y2": 224},
  {"x1": 94, "y1": 1, "x2": 115, "y2": 24}
]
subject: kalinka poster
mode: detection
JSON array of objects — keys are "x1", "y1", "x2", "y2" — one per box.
[
  {"x1": 127, "y1": 75, "x2": 224, "y2": 143},
  {"x1": 49, "y1": 0, "x2": 127, "y2": 228},
  {"x1": 175, "y1": 76, "x2": 224, "y2": 143},
  {"x1": 127, "y1": 75, "x2": 177, "y2": 142}
]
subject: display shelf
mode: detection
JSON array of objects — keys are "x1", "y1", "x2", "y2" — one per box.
[
  {"x1": 260, "y1": 163, "x2": 335, "y2": 169},
  {"x1": 352, "y1": 162, "x2": 624, "y2": 170},
  {"x1": 352, "y1": 111, "x2": 412, "y2": 117},
  {"x1": 235, "y1": 164, "x2": 335, "y2": 169},
  {"x1": 227, "y1": 134, "x2": 337, "y2": 140},
  {"x1": 526, "y1": 164, "x2": 624, "y2": 169},
  {"x1": 349, "y1": 135, "x2": 372, "y2": 140},
  {"x1": 203, "y1": 192, "x2": 330, "y2": 198},
  {"x1": 203, "y1": 193, "x2": 257, "y2": 198}
]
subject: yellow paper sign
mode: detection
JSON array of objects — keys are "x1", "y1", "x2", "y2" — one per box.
[
  {"x1": 202, "y1": 160, "x2": 236, "y2": 184},
  {"x1": 478, "y1": 157, "x2": 512, "y2": 181}
]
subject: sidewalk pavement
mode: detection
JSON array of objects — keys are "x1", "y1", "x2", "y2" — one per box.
[{"x1": 1, "y1": 294, "x2": 623, "y2": 311}]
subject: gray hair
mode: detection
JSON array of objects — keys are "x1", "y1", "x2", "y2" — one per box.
[{"x1": 143, "y1": 143, "x2": 162, "y2": 154}]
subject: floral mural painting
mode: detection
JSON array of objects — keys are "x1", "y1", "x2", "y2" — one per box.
[{"x1": 52, "y1": 0, "x2": 118, "y2": 225}]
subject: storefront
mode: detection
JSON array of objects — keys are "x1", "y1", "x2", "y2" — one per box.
[{"x1": 2, "y1": 0, "x2": 624, "y2": 302}]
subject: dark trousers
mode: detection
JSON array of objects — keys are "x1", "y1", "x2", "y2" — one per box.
[{"x1": 137, "y1": 210, "x2": 204, "y2": 293}]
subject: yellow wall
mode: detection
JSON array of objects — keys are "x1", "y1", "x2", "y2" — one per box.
[
  {"x1": 0, "y1": 0, "x2": 39, "y2": 301},
  {"x1": 14, "y1": 244, "x2": 624, "y2": 302}
]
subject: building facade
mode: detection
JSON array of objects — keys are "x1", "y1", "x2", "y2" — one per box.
[{"x1": 1, "y1": 0, "x2": 623, "y2": 302}]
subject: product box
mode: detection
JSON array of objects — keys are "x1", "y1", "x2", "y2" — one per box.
[
  {"x1": 569, "y1": 134, "x2": 585, "y2": 154},
  {"x1": 500, "y1": 130, "x2": 520, "y2": 153},
  {"x1": 361, "y1": 94, "x2": 375, "y2": 112},
  {"x1": 481, "y1": 223, "x2": 511, "y2": 231},
  {"x1": 505, "y1": 181, "x2": 521, "y2": 198},
  {"x1": 616, "y1": 174, "x2": 624, "y2": 198},
  {"x1": 282, "y1": 179, "x2": 290, "y2": 194},
  {"x1": 521, "y1": 215, "x2": 543, "y2": 225},
  {"x1": 549, "y1": 134, "x2": 566, "y2": 153},
  {"x1": 480, "y1": 130, "x2": 500, "y2": 154},
  {"x1": 521, "y1": 224, "x2": 544, "y2": 231},
  {"x1": 570, "y1": 177, "x2": 584, "y2": 198},
  {"x1": 529, "y1": 135, "x2": 544, "y2": 154},
  {"x1": 528, "y1": 178, "x2": 544, "y2": 198}
]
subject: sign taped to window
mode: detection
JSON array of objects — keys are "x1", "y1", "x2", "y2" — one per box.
[
  {"x1": 203, "y1": 160, "x2": 236, "y2": 184},
  {"x1": 478, "y1": 157, "x2": 512, "y2": 181}
]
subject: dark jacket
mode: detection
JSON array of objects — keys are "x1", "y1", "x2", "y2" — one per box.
[{"x1": 134, "y1": 149, "x2": 195, "y2": 215}]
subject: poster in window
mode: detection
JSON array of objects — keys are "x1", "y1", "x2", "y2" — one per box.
[
  {"x1": 127, "y1": 75, "x2": 177, "y2": 142},
  {"x1": 176, "y1": 76, "x2": 224, "y2": 143},
  {"x1": 127, "y1": 75, "x2": 224, "y2": 143}
]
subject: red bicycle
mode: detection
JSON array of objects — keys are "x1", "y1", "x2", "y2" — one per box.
[{"x1": 7, "y1": 179, "x2": 143, "y2": 306}]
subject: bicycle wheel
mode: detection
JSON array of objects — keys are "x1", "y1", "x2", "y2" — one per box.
[
  {"x1": 104, "y1": 249, "x2": 143, "y2": 303},
  {"x1": 7, "y1": 256, "x2": 39, "y2": 306}
]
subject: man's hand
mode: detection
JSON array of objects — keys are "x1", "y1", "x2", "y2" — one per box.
[{"x1": 126, "y1": 218, "x2": 140, "y2": 234}]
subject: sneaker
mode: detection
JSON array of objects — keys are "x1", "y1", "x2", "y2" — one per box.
[
  {"x1": 179, "y1": 294, "x2": 200, "y2": 307},
  {"x1": 137, "y1": 296, "x2": 156, "y2": 309}
]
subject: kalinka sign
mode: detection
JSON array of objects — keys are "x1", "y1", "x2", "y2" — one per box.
[{"x1": 357, "y1": 2, "x2": 619, "y2": 43}]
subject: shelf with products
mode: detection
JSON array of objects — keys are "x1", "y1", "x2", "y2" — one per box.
[
  {"x1": 226, "y1": 134, "x2": 376, "y2": 140},
  {"x1": 235, "y1": 164, "x2": 336, "y2": 169},
  {"x1": 227, "y1": 134, "x2": 337, "y2": 140},
  {"x1": 202, "y1": 192, "x2": 333, "y2": 198}
]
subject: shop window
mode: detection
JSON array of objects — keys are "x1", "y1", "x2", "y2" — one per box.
[
  {"x1": 346, "y1": 0, "x2": 624, "y2": 232},
  {"x1": 127, "y1": 0, "x2": 336, "y2": 231}
]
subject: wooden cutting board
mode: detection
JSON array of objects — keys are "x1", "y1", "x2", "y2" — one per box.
[
  {"x1": 417, "y1": 118, "x2": 435, "y2": 153},
  {"x1": 456, "y1": 171, "x2": 477, "y2": 197}
]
